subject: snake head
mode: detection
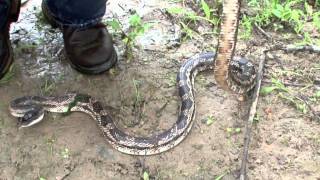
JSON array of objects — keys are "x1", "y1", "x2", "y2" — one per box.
[
  {"x1": 17, "y1": 109, "x2": 44, "y2": 128},
  {"x1": 229, "y1": 57, "x2": 256, "y2": 87}
]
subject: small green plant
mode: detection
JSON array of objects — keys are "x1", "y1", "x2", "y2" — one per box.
[
  {"x1": 105, "y1": 14, "x2": 152, "y2": 59},
  {"x1": 143, "y1": 171, "x2": 150, "y2": 180},
  {"x1": 261, "y1": 78, "x2": 289, "y2": 95},
  {"x1": 46, "y1": 136, "x2": 56, "y2": 155},
  {"x1": 215, "y1": 170, "x2": 229, "y2": 180},
  {"x1": 133, "y1": 79, "x2": 143, "y2": 106},
  {"x1": 61, "y1": 148, "x2": 70, "y2": 159},
  {"x1": 205, "y1": 115, "x2": 215, "y2": 126},
  {"x1": 261, "y1": 78, "x2": 310, "y2": 114},
  {"x1": 0, "y1": 64, "x2": 15, "y2": 85},
  {"x1": 226, "y1": 127, "x2": 241, "y2": 137},
  {"x1": 242, "y1": 0, "x2": 320, "y2": 45},
  {"x1": 124, "y1": 14, "x2": 152, "y2": 47},
  {"x1": 40, "y1": 78, "x2": 56, "y2": 95},
  {"x1": 166, "y1": 0, "x2": 220, "y2": 40}
]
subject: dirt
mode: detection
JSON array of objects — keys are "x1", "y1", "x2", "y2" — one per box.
[{"x1": 0, "y1": 0, "x2": 319, "y2": 180}]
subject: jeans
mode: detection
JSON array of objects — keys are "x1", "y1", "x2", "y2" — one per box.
[
  {"x1": 44, "y1": 0, "x2": 107, "y2": 28},
  {"x1": 0, "y1": 0, "x2": 10, "y2": 30},
  {"x1": 0, "y1": 0, "x2": 107, "y2": 30}
]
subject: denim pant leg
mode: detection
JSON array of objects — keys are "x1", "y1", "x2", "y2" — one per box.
[
  {"x1": 44, "y1": 0, "x2": 107, "y2": 28},
  {"x1": 0, "y1": 0, "x2": 10, "y2": 30}
]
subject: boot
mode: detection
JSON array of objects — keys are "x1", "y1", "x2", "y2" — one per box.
[
  {"x1": 42, "y1": 1, "x2": 117, "y2": 74},
  {"x1": 0, "y1": 0, "x2": 21, "y2": 79}
]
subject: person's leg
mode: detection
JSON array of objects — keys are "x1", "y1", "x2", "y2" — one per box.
[
  {"x1": 42, "y1": 0, "x2": 117, "y2": 74},
  {"x1": 0, "y1": 0, "x2": 20, "y2": 79},
  {"x1": 43, "y1": 0, "x2": 107, "y2": 28}
]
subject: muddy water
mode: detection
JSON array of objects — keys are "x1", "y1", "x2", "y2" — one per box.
[{"x1": 0, "y1": 0, "x2": 319, "y2": 179}]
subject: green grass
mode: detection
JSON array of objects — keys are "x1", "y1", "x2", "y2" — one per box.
[
  {"x1": 166, "y1": 0, "x2": 221, "y2": 40},
  {"x1": 164, "y1": 0, "x2": 319, "y2": 45},
  {"x1": 241, "y1": 0, "x2": 320, "y2": 45},
  {"x1": 261, "y1": 78, "x2": 311, "y2": 114},
  {"x1": 105, "y1": 13, "x2": 152, "y2": 59},
  {"x1": 0, "y1": 64, "x2": 16, "y2": 85}
]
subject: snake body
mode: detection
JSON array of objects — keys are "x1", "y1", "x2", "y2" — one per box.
[{"x1": 9, "y1": 0, "x2": 256, "y2": 155}]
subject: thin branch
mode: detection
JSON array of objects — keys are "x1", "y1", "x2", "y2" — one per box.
[
  {"x1": 253, "y1": 23, "x2": 272, "y2": 40},
  {"x1": 262, "y1": 79, "x2": 309, "y2": 87},
  {"x1": 268, "y1": 44, "x2": 320, "y2": 54},
  {"x1": 239, "y1": 53, "x2": 266, "y2": 180}
]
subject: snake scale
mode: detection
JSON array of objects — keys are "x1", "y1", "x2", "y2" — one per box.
[{"x1": 9, "y1": 0, "x2": 256, "y2": 155}]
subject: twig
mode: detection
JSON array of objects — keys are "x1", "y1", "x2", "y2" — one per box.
[
  {"x1": 268, "y1": 44, "x2": 320, "y2": 54},
  {"x1": 297, "y1": 95, "x2": 320, "y2": 121},
  {"x1": 239, "y1": 53, "x2": 266, "y2": 180},
  {"x1": 253, "y1": 23, "x2": 272, "y2": 40},
  {"x1": 262, "y1": 79, "x2": 309, "y2": 87}
]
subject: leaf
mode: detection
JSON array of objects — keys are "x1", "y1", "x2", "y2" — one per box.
[
  {"x1": 129, "y1": 14, "x2": 141, "y2": 27},
  {"x1": 305, "y1": 1, "x2": 313, "y2": 16},
  {"x1": 272, "y1": 4, "x2": 284, "y2": 19},
  {"x1": 260, "y1": 86, "x2": 278, "y2": 95},
  {"x1": 143, "y1": 171, "x2": 149, "y2": 180},
  {"x1": 316, "y1": 91, "x2": 320, "y2": 98},
  {"x1": 167, "y1": 7, "x2": 186, "y2": 15},
  {"x1": 106, "y1": 19, "x2": 121, "y2": 31},
  {"x1": 206, "y1": 116, "x2": 215, "y2": 126},
  {"x1": 201, "y1": 0, "x2": 211, "y2": 19},
  {"x1": 235, "y1": 128, "x2": 241, "y2": 133}
]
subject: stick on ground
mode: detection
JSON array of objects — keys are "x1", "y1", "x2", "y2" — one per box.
[{"x1": 239, "y1": 53, "x2": 266, "y2": 180}]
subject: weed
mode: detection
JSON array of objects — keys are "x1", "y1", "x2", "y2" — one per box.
[
  {"x1": 105, "y1": 13, "x2": 152, "y2": 59},
  {"x1": 46, "y1": 136, "x2": 56, "y2": 155},
  {"x1": 215, "y1": 170, "x2": 229, "y2": 180},
  {"x1": 0, "y1": 64, "x2": 15, "y2": 85},
  {"x1": 242, "y1": 0, "x2": 320, "y2": 45},
  {"x1": 40, "y1": 78, "x2": 56, "y2": 95},
  {"x1": 261, "y1": 78, "x2": 311, "y2": 114},
  {"x1": 204, "y1": 115, "x2": 215, "y2": 126},
  {"x1": 133, "y1": 79, "x2": 143, "y2": 106},
  {"x1": 143, "y1": 171, "x2": 150, "y2": 180},
  {"x1": 61, "y1": 148, "x2": 70, "y2": 159},
  {"x1": 226, "y1": 127, "x2": 241, "y2": 137},
  {"x1": 166, "y1": 73, "x2": 176, "y2": 87},
  {"x1": 166, "y1": 0, "x2": 220, "y2": 40},
  {"x1": 39, "y1": 177, "x2": 46, "y2": 180},
  {"x1": 253, "y1": 113, "x2": 261, "y2": 124}
]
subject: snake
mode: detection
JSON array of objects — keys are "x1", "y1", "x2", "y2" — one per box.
[{"x1": 9, "y1": 0, "x2": 256, "y2": 155}]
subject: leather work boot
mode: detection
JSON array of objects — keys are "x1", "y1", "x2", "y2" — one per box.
[
  {"x1": 41, "y1": 1, "x2": 118, "y2": 74},
  {"x1": 0, "y1": 0, "x2": 20, "y2": 79}
]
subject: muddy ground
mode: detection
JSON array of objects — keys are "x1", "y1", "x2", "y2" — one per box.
[{"x1": 0, "y1": 0, "x2": 319, "y2": 179}]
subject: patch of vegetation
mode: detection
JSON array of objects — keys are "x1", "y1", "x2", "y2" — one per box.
[
  {"x1": 40, "y1": 78, "x2": 56, "y2": 95},
  {"x1": 214, "y1": 170, "x2": 229, "y2": 180},
  {"x1": 241, "y1": 0, "x2": 320, "y2": 45},
  {"x1": 45, "y1": 135, "x2": 56, "y2": 155},
  {"x1": 61, "y1": 147, "x2": 70, "y2": 159},
  {"x1": 202, "y1": 115, "x2": 216, "y2": 126},
  {"x1": 143, "y1": 171, "x2": 150, "y2": 180},
  {"x1": 166, "y1": 0, "x2": 221, "y2": 40},
  {"x1": 261, "y1": 78, "x2": 310, "y2": 114},
  {"x1": 0, "y1": 64, "x2": 15, "y2": 85},
  {"x1": 105, "y1": 13, "x2": 152, "y2": 60},
  {"x1": 226, "y1": 127, "x2": 241, "y2": 138}
]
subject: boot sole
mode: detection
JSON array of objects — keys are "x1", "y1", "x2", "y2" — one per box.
[{"x1": 67, "y1": 48, "x2": 118, "y2": 75}]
